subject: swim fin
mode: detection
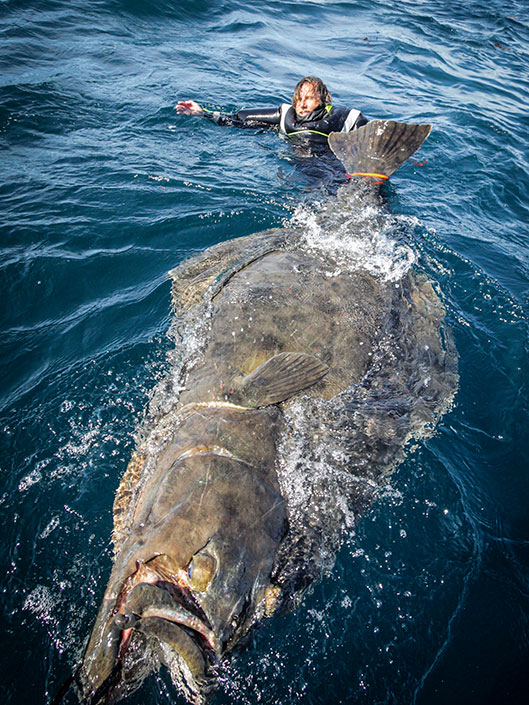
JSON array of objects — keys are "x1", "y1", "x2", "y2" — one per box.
[{"x1": 328, "y1": 120, "x2": 432, "y2": 178}]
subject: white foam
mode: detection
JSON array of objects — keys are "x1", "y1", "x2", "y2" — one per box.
[
  {"x1": 275, "y1": 396, "x2": 371, "y2": 574},
  {"x1": 290, "y1": 199, "x2": 417, "y2": 282},
  {"x1": 18, "y1": 467, "x2": 42, "y2": 492},
  {"x1": 39, "y1": 516, "x2": 60, "y2": 539},
  {"x1": 23, "y1": 585, "x2": 55, "y2": 623}
]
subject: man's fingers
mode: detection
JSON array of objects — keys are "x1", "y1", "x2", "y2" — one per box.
[{"x1": 175, "y1": 100, "x2": 202, "y2": 114}]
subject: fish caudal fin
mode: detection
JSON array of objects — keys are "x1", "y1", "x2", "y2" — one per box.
[
  {"x1": 230, "y1": 352, "x2": 329, "y2": 408},
  {"x1": 329, "y1": 120, "x2": 432, "y2": 178}
]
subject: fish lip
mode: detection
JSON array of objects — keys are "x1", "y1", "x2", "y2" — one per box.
[
  {"x1": 159, "y1": 580, "x2": 215, "y2": 637},
  {"x1": 109, "y1": 557, "x2": 218, "y2": 653},
  {"x1": 134, "y1": 579, "x2": 218, "y2": 654},
  {"x1": 78, "y1": 659, "x2": 123, "y2": 705},
  {"x1": 79, "y1": 607, "x2": 124, "y2": 705},
  {"x1": 114, "y1": 580, "x2": 219, "y2": 696},
  {"x1": 80, "y1": 580, "x2": 219, "y2": 705}
]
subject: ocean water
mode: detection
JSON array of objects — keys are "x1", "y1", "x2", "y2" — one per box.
[{"x1": 1, "y1": 1, "x2": 528, "y2": 704}]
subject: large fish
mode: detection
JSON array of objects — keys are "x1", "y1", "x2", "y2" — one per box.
[{"x1": 76, "y1": 121, "x2": 458, "y2": 704}]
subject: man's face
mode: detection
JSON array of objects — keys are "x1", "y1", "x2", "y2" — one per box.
[{"x1": 294, "y1": 83, "x2": 321, "y2": 117}]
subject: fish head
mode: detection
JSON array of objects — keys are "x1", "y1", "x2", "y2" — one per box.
[{"x1": 79, "y1": 449, "x2": 286, "y2": 704}]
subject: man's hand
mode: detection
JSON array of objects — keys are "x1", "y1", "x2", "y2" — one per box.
[{"x1": 175, "y1": 100, "x2": 203, "y2": 115}]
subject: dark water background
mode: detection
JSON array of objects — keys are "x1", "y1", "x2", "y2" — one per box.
[{"x1": 1, "y1": 1, "x2": 529, "y2": 704}]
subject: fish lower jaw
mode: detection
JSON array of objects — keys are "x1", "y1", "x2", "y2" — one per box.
[
  {"x1": 120, "y1": 565, "x2": 221, "y2": 667},
  {"x1": 161, "y1": 640, "x2": 217, "y2": 705},
  {"x1": 115, "y1": 570, "x2": 218, "y2": 649},
  {"x1": 110, "y1": 602, "x2": 219, "y2": 704}
]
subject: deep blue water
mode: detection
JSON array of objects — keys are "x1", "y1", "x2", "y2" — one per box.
[{"x1": 1, "y1": 1, "x2": 529, "y2": 704}]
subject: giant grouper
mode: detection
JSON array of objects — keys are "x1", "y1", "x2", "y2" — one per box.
[{"x1": 67, "y1": 121, "x2": 458, "y2": 705}]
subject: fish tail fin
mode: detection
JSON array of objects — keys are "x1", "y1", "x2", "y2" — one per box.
[{"x1": 328, "y1": 120, "x2": 432, "y2": 178}]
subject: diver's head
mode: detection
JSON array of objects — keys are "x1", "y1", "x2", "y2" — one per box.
[{"x1": 292, "y1": 76, "x2": 332, "y2": 117}]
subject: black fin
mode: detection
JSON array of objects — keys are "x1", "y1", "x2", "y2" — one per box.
[
  {"x1": 229, "y1": 352, "x2": 329, "y2": 407},
  {"x1": 329, "y1": 120, "x2": 432, "y2": 177}
]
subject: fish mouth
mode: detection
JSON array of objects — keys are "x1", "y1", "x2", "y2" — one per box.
[
  {"x1": 119, "y1": 582, "x2": 217, "y2": 701},
  {"x1": 81, "y1": 562, "x2": 218, "y2": 704}
]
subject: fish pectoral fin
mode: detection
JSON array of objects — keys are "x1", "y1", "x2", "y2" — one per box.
[{"x1": 229, "y1": 352, "x2": 329, "y2": 407}]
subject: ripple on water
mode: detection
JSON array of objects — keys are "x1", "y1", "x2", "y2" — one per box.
[{"x1": 1, "y1": 0, "x2": 529, "y2": 703}]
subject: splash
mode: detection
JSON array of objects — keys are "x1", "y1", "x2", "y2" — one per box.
[
  {"x1": 23, "y1": 585, "x2": 55, "y2": 624},
  {"x1": 290, "y1": 197, "x2": 417, "y2": 282}
]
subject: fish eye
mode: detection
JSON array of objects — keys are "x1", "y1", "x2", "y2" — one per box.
[{"x1": 187, "y1": 551, "x2": 216, "y2": 592}]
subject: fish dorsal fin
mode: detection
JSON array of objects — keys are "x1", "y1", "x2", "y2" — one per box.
[
  {"x1": 229, "y1": 352, "x2": 329, "y2": 408},
  {"x1": 329, "y1": 120, "x2": 432, "y2": 177}
]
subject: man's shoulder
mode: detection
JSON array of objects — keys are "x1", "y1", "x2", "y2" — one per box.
[
  {"x1": 329, "y1": 105, "x2": 358, "y2": 117},
  {"x1": 328, "y1": 106, "x2": 365, "y2": 131}
]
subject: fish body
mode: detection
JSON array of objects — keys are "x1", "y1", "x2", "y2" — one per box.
[{"x1": 77, "y1": 122, "x2": 458, "y2": 704}]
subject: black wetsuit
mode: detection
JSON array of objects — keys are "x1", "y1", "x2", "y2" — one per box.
[{"x1": 204, "y1": 103, "x2": 368, "y2": 146}]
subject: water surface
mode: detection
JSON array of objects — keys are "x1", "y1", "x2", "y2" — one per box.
[{"x1": 1, "y1": 1, "x2": 528, "y2": 704}]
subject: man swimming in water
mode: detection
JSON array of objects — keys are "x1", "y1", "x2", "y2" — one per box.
[{"x1": 176, "y1": 76, "x2": 368, "y2": 147}]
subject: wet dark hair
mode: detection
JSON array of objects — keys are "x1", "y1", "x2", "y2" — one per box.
[{"x1": 292, "y1": 76, "x2": 332, "y2": 108}]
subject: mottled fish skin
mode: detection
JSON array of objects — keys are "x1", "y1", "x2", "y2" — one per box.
[
  {"x1": 80, "y1": 403, "x2": 287, "y2": 704},
  {"x1": 77, "y1": 122, "x2": 457, "y2": 705}
]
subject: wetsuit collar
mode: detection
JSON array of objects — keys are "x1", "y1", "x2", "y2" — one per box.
[{"x1": 294, "y1": 105, "x2": 328, "y2": 124}]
